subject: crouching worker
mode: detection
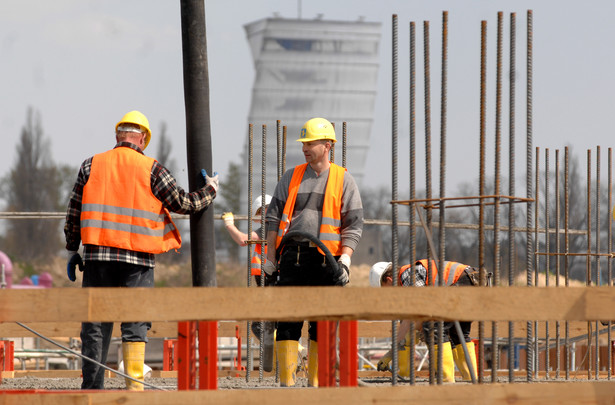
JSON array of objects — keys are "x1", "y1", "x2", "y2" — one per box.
[{"x1": 370, "y1": 260, "x2": 480, "y2": 382}]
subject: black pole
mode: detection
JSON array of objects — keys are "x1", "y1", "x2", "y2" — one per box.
[{"x1": 180, "y1": 0, "x2": 216, "y2": 287}]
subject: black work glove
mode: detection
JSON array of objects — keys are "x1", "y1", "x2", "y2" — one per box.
[
  {"x1": 334, "y1": 263, "x2": 350, "y2": 286},
  {"x1": 66, "y1": 251, "x2": 83, "y2": 282}
]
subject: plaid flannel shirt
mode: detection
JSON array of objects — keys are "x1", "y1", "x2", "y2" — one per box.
[{"x1": 64, "y1": 142, "x2": 215, "y2": 268}]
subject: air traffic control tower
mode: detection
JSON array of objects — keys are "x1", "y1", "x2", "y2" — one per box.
[{"x1": 242, "y1": 16, "x2": 381, "y2": 196}]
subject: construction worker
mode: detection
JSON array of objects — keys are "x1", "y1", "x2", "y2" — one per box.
[
  {"x1": 370, "y1": 260, "x2": 479, "y2": 382},
  {"x1": 64, "y1": 110, "x2": 218, "y2": 390},
  {"x1": 222, "y1": 194, "x2": 272, "y2": 286},
  {"x1": 223, "y1": 195, "x2": 272, "y2": 339},
  {"x1": 264, "y1": 117, "x2": 364, "y2": 387}
]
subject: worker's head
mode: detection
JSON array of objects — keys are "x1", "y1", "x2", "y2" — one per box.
[
  {"x1": 116, "y1": 110, "x2": 151, "y2": 150},
  {"x1": 252, "y1": 194, "x2": 272, "y2": 220},
  {"x1": 369, "y1": 262, "x2": 394, "y2": 287},
  {"x1": 298, "y1": 118, "x2": 336, "y2": 165}
]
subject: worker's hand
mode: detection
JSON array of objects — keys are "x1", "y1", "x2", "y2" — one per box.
[
  {"x1": 335, "y1": 253, "x2": 351, "y2": 286},
  {"x1": 201, "y1": 169, "x2": 219, "y2": 193},
  {"x1": 263, "y1": 260, "x2": 277, "y2": 276},
  {"x1": 66, "y1": 251, "x2": 83, "y2": 282},
  {"x1": 377, "y1": 349, "x2": 393, "y2": 371},
  {"x1": 222, "y1": 212, "x2": 234, "y2": 227}
]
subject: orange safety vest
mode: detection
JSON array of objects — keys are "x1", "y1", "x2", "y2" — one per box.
[
  {"x1": 250, "y1": 243, "x2": 268, "y2": 276},
  {"x1": 414, "y1": 259, "x2": 468, "y2": 286},
  {"x1": 275, "y1": 163, "x2": 346, "y2": 256},
  {"x1": 80, "y1": 147, "x2": 182, "y2": 254}
]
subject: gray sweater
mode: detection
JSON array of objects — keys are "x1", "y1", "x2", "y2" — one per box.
[{"x1": 266, "y1": 164, "x2": 363, "y2": 251}]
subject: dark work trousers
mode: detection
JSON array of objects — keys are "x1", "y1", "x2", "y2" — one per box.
[
  {"x1": 422, "y1": 271, "x2": 475, "y2": 346},
  {"x1": 275, "y1": 244, "x2": 339, "y2": 342},
  {"x1": 80, "y1": 260, "x2": 154, "y2": 389}
]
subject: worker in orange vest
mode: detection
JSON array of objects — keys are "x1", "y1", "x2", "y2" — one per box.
[
  {"x1": 264, "y1": 118, "x2": 363, "y2": 387},
  {"x1": 370, "y1": 260, "x2": 480, "y2": 382},
  {"x1": 222, "y1": 194, "x2": 272, "y2": 286},
  {"x1": 64, "y1": 110, "x2": 218, "y2": 390}
]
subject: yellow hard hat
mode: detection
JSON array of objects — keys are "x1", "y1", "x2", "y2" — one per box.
[
  {"x1": 116, "y1": 110, "x2": 152, "y2": 150},
  {"x1": 298, "y1": 117, "x2": 336, "y2": 143}
]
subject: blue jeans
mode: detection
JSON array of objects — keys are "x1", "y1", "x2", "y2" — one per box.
[{"x1": 80, "y1": 260, "x2": 153, "y2": 389}]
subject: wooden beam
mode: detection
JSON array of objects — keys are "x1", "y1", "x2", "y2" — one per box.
[
  {"x1": 1, "y1": 287, "x2": 615, "y2": 323},
  {"x1": 3, "y1": 381, "x2": 615, "y2": 404},
  {"x1": 0, "y1": 320, "x2": 597, "y2": 341}
]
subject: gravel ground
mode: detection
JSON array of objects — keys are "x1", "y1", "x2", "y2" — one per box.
[{"x1": 0, "y1": 375, "x2": 430, "y2": 391}]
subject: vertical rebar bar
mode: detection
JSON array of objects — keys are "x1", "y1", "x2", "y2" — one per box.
[
  {"x1": 437, "y1": 10, "x2": 448, "y2": 386},
  {"x1": 555, "y1": 149, "x2": 561, "y2": 379},
  {"x1": 586, "y1": 149, "x2": 592, "y2": 379},
  {"x1": 391, "y1": 13, "x2": 400, "y2": 386},
  {"x1": 534, "y1": 147, "x2": 540, "y2": 379},
  {"x1": 409, "y1": 20, "x2": 417, "y2": 385},
  {"x1": 342, "y1": 122, "x2": 347, "y2": 169},
  {"x1": 423, "y1": 18, "x2": 435, "y2": 386},
  {"x1": 544, "y1": 148, "x2": 550, "y2": 379},
  {"x1": 282, "y1": 126, "x2": 287, "y2": 174},
  {"x1": 564, "y1": 146, "x2": 570, "y2": 379},
  {"x1": 492, "y1": 10, "x2": 504, "y2": 382},
  {"x1": 526, "y1": 8, "x2": 535, "y2": 382},
  {"x1": 277, "y1": 120, "x2": 282, "y2": 181},
  {"x1": 478, "y1": 19, "x2": 487, "y2": 385},
  {"x1": 595, "y1": 146, "x2": 601, "y2": 378},
  {"x1": 508, "y1": 11, "x2": 516, "y2": 383},
  {"x1": 246, "y1": 124, "x2": 254, "y2": 381},
  {"x1": 609, "y1": 148, "x2": 613, "y2": 380},
  {"x1": 258, "y1": 124, "x2": 267, "y2": 382}
]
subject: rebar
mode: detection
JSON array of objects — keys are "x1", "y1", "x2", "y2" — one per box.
[
  {"x1": 492, "y1": 11, "x2": 504, "y2": 382},
  {"x1": 423, "y1": 18, "x2": 435, "y2": 386},
  {"x1": 526, "y1": 7, "x2": 535, "y2": 381},
  {"x1": 390, "y1": 13, "x2": 400, "y2": 386},
  {"x1": 342, "y1": 122, "x2": 347, "y2": 169},
  {"x1": 565, "y1": 146, "x2": 571, "y2": 380},
  {"x1": 534, "y1": 147, "x2": 540, "y2": 379},
  {"x1": 555, "y1": 149, "x2": 561, "y2": 378},
  {"x1": 246, "y1": 124, "x2": 254, "y2": 381},
  {"x1": 508, "y1": 11, "x2": 517, "y2": 383},
  {"x1": 479, "y1": 19, "x2": 487, "y2": 384},
  {"x1": 277, "y1": 120, "x2": 282, "y2": 181},
  {"x1": 609, "y1": 148, "x2": 613, "y2": 380},
  {"x1": 258, "y1": 124, "x2": 267, "y2": 382},
  {"x1": 437, "y1": 10, "x2": 449, "y2": 385},
  {"x1": 409, "y1": 19, "x2": 417, "y2": 385},
  {"x1": 586, "y1": 149, "x2": 592, "y2": 379},
  {"x1": 595, "y1": 147, "x2": 601, "y2": 378},
  {"x1": 545, "y1": 148, "x2": 550, "y2": 379}
]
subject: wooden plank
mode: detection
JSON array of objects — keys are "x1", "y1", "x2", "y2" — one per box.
[
  {"x1": 0, "y1": 319, "x2": 599, "y2": 342},
  {"x1": 1, "y1": 287, "x2": 614, "y2": 323},
  {"x1": 1, "y1": 381, "x2": 614, "y2": 404}
]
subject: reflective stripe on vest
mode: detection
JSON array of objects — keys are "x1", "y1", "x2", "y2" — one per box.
[
  {"x1": 250, "y1": 243, "x2": 268, "y2": 276},
  {"x1": 81, "y1": 147, "x2": 181, "y2": 254},
  {"x1": 275, "y1": 163, "x2": 346, "y2": 256},
  {"x1": 416, "y1": 259, "x2": 467, "y2": 286}
]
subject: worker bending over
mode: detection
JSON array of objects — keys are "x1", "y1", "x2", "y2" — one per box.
[{"x1": 370, "y1": 260, "x2": 479, "y2": 382}]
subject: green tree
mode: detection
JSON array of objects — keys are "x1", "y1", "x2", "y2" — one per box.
[{"x1": 1, "y1": 108, "x2": 63, "y2": 261}]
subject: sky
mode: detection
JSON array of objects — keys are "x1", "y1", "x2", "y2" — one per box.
[{"x1": 1, "y1": 0, "x2": 615, "y2": 203}]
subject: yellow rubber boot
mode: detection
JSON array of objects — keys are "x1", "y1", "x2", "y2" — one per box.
[
  {"x1": 453, "y1": 343, "x2": 477, "y2": 381},
  {"x1": 307, "y1": 340, "x2": 318, "y2": 387},
  {"x1": 434, "y1": 342, "x2": 455, "y2": 383},
  {"x1": 122, "y1": 342, "x2": 145, "y2": 391},
  {"x1": 398, "y1": 344, "x2": 412, "y2": 378},
  {"x1": 277, "y1": 340, "x2": 298, "y2": 387}
]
